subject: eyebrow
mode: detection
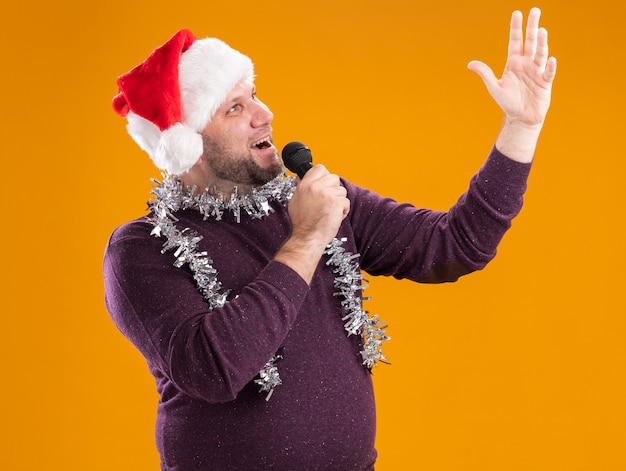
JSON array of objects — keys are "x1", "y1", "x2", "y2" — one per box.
[{"x1": 223, "y1": 87, "x2": 256, "y2": 107}]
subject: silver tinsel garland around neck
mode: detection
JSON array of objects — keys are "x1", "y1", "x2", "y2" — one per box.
[{"x1": 147, "y1": 172, "x2": 389, "y2": 400}]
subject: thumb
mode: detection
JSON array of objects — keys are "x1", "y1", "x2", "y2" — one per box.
[{"x1": 467, "y1": 60, "x2": 498, "y2": 90}]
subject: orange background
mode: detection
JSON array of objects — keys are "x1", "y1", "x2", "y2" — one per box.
[{"x1": 1, "y1": 1, "x2": 624, "y2": 470}]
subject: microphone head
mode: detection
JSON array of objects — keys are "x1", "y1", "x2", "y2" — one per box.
[{"x1": 281, "y1": 141, "x2": 313, "y2": 178}]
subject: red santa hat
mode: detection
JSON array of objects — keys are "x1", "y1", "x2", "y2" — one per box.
[{"x1": 112, "y1": 29, "x2": 255, "y2": 175}]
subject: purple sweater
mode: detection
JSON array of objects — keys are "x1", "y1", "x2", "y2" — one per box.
[{"x1": 103, "y1": 148, "x2": 530, "y2": 470}]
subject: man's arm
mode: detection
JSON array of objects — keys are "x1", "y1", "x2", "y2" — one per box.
[{"x1": 468, "y1": 7, "x2": 557, "y2": 163}]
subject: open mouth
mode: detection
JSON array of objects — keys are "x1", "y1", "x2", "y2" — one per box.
[{"x1": 252, "y1": 136, "x2": 272, "y2": 150}]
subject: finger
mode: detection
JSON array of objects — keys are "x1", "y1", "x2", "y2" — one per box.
[
  {"x1": 308, "y1": 171, "x2": 342, "y2": 192},
  {"x1": 467, "y1": 60, "x2": 498, "y2": 91},
  {"x1": 534, "y1": 27, "x2": 549, "y2": 69},
  {"x1": 543, "y1": 56, "x2": 557, "y2": 83},
  {"x1": 508, "y1": 10, "x2": 524, "y2": 58},
  {"x1": 301, "y1": 164, "x2": 329, "y2": 181},
  {"x1": 341, "y1": 199, "x2": 351, "y2": 219},
  {"x1": 524, "y1": 7, "x2": 541, "y2": 58},
  {"x1": 319, "y1": 171, "x2": 340, "y2": 184},
  {"x1": 335, "y1": 185, "x2": 348, "y2": 198}
]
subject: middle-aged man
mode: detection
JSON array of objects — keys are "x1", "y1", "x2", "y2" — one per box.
[{"x1": 104, "y1": 8, "x2": 556, "y2": 470}]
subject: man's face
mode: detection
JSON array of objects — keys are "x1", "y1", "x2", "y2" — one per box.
[{"x1": 199, "y1": 80, "x2": 282, "y2": 187}]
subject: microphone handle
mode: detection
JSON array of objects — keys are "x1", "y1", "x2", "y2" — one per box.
[{"x1": 293, "y1": 161, "x2": 313, "y2": 179}]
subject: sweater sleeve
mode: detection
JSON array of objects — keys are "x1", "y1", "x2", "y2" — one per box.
[
  {"x1": 346, "y1": 147, "x2": 531, "y2": 283},
  {"x1": 103, "y1": 220, "x2": 310, "y2": 403}
]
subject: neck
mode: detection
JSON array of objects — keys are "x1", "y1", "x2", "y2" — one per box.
[
  {"x1": 151, "y1": 170, "x2": 295, "y2": 224},
  {"x1": 180, "y1": 174, "x2": 255, "y2": 197},
  {"x1": 178, "y1": 161, "x2": 256, "y2": 196}
]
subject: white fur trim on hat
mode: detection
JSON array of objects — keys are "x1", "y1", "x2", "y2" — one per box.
[
  {"x1": 127, "y1": 112, "x2": 203, "y2": 175},
  {"x1": 179, "y1": 38, "x2": 255, "y2": 132}
]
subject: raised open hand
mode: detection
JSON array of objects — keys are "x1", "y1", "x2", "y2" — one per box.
[{"x1": 468, "y1": 8, "x2": 557, "y2": 127}]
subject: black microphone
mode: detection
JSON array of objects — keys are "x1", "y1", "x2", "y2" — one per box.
[{"x1": 282, "y1": 141, "x2": 313, "y2": 178}]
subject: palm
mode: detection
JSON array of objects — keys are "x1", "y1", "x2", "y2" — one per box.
[{"x1": 469, "y1": 8, "x2": 557, "y2": 126}]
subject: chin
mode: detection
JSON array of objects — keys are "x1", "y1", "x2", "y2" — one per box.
[
  {"x1": 259, "y1": 153, "x2": 282, "y2": 173},
  {"x1": 249, "y1": 162, "x2": 282, "y2": 186}
]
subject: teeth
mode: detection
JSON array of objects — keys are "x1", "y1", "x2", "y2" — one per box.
[{"x1": 252, "y1": 136, "x2": 270, "y2": 148}]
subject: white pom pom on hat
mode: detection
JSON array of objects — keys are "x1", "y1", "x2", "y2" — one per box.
[{"x1": 112, "y1": 29, "x2": 254, "y2": 175}]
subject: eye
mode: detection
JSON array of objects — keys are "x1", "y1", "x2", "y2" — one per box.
[{"x1": 226, "y1": 104, "x2": 242, "y2": 114}]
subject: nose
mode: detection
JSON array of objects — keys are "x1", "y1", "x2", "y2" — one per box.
[{"x1": 251, "y1": 99, "x2": 274, "y2": 128}]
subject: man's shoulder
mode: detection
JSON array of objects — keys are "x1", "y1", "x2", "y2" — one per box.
[
  {"x1": 107, "y1": 215, "x2": 154, "y2": 246},
  {"x1": 103, "y1": 214, "x2": 169, "y2": 270}
]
